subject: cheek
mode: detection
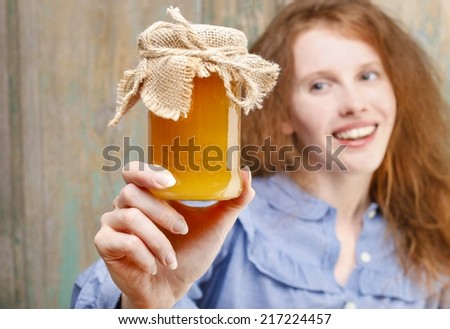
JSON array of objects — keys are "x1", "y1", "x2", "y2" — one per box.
[
  {"x1": 290, "y1": 97, "x2": 332, "y2": 137},
  {"x1": 290, "y1": 114, "x2": 329, "y2": 147},
  {"x1": 369, "y1": 85, "x2": 397, "y2": 122}
]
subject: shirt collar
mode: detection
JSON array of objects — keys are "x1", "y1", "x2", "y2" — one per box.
[
  {"x1": 253, "y1": 174, "x2": 380, "y2": 222},
  {"x1": 253, "y1": 174, "x2": 330, "y2": 221}
]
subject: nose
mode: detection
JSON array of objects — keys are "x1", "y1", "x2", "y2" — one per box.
[{"x1": 339, "y1": 84, "x2": 366, "y2": 116}]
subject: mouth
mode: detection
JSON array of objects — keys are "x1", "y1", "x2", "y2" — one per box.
[{"x1": 332, "y1": 124, "x2": 378, "y2": 141}]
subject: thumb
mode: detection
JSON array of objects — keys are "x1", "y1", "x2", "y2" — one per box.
[{"x1": 211, "y1": 166, "x2": 255, "y2": 219}]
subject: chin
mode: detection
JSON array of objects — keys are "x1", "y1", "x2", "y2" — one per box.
[{"x1": 340, "y1": 167, "x2": 378, "y2": 176}]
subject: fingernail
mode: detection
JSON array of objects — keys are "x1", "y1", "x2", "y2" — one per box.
[
  {"x1": 172, "y1": 219, "x2": 188, "y2": 235},
  {"x1": 155, "y1": 171, "x2": 176, "y2": 187},
  {"x1": 165, "y1": 251, "x2": 178, "y2": 270}
]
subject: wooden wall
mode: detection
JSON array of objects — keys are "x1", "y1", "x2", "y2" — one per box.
[{"x1": 0, "y1": 0, "x2": 448, "y2": 308}]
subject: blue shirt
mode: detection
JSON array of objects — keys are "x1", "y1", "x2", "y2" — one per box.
[{"x1": 71, "y1": 174, "x2": 448, "y2": 308}]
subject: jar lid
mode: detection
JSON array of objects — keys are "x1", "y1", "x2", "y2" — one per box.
[{"x1": 108, "y1": 6, "x2": 280, "y2": 126}]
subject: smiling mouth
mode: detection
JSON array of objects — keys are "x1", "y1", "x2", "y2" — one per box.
[{"x1": 332, "y1": 124, "x2": 377, "y2": 140}]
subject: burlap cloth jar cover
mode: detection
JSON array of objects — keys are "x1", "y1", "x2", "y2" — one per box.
[{"x1": 108, "y1": 6, "x2": 280, "y2": 126}]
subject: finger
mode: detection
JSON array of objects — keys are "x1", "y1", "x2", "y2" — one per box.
[
  {"x1": 94, "y1": 227, "x2": 158, "y2": 275},
  {"x1": 122, "y1": 161, "x2": 176, "y2": 189},
  {"x1": 103, "y1": 208, "x2": 178, "y2": 270},
  {"x1": 117, "y1": 183, "x2": 188, "y2": 235}
]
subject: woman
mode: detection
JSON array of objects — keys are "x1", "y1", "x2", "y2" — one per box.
[{"x1": 72, "y1": 0, "x2": 450, "y2": 308}]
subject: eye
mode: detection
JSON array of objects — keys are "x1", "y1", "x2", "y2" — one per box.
[
  {"x1": 361, "y1": 71, "x2": 379, "y2": 81},
  {"x1": 310, "y1": 81, "x2": 330, "y2": 92}
]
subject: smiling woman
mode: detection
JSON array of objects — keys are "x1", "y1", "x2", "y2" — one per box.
[
  {"x1": 241, "y1": 0, "x2": 450, "y2": 300},
  {"x1": 70, "y1": 0, "x2": 450, "y2": 309},
  {"x1": 1, "y1": 0, "x2": 449, "y2": 310}
]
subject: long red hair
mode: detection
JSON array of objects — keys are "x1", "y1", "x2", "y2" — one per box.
[{"x1": 242, "y1": 0, "x2": 450, "y2": 288}]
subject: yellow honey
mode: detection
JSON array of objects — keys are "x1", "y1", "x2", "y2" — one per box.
[{"x1": 148, "y1": 74, "x2": 242, "y2": 200}]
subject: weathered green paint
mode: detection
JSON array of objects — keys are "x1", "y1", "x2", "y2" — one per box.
[
  {"x1": 58, "y1": 183, "x2": 81, "y2": 308},
  {"x1": 91, "y1": 172, "x2": 103, "y2": 209}
]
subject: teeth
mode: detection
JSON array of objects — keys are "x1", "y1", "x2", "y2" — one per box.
[{"x1": 334, "y1": 125, "x2": 376, "y2": 140}]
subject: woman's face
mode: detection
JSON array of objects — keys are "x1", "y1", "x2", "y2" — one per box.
[{"x1": 284, "y1": 27, "x2": 396, "y2": 175}]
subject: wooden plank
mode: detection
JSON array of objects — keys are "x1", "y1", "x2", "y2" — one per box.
[
  {"x1": 16, "y1": 0, "x2": 47, "y2": 308},
  {"x1": 2, "y1": 0, "x2": 29, "y2": 309},
  {"x1": 0, "y1": 0, "x2": 18, "y2": 309}
]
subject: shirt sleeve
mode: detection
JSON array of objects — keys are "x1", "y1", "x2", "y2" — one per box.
[{"x1": 71, "y1": 259, "x2": 122, "y2": 309}]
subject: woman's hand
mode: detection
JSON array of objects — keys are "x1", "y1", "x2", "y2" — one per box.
[{"x1": 94, "y1": 161, "x2": 255, "y2": 308}]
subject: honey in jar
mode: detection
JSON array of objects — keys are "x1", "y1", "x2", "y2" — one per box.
[
  {"x1": 108, "y1": 7, "x2": 279, "y2": 201},
  {"x1": 148, "y1": 73, "x2": 242, "y2": 200}
]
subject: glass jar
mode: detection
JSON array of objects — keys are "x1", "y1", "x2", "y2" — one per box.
[{"x1": 148, "y1": 73, "x2": 242, "y2": 200}]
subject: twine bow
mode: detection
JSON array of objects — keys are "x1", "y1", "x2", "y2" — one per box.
[{"x1": 108, "y1": 6, "x2": 279, "y2": 126}]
